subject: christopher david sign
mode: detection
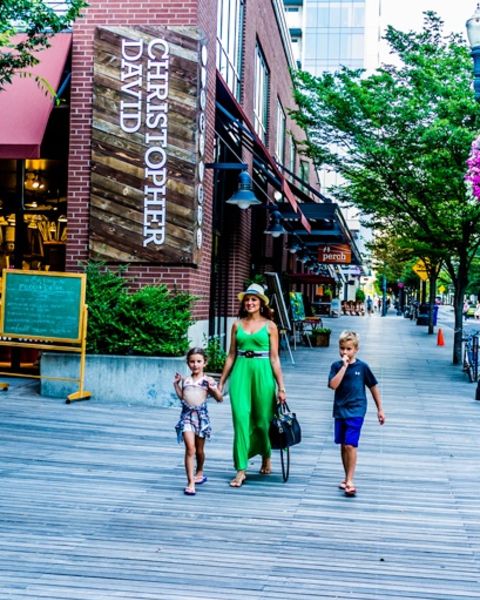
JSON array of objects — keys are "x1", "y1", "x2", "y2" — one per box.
[
  {"x1": 318, "y1": 244, "x2": 352, "y2": 264},
  {"x1": 90, "y1": 26, "x2": 207, "y2": 265}
]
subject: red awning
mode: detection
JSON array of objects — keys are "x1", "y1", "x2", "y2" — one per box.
[{"x1": 0, "y1": 33, "x2": 72, "y2": 159}]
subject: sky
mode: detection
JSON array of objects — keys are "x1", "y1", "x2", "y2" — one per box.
[
  {"x1": 378, "y1": 1, "x2": 478, "y2": 63},
  {"x1": 381, "y1": 0, "x2": 476, "y2": 38}
]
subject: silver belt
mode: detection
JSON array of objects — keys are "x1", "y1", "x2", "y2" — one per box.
[{"x1": 237, "y1": 350, "x2": 270, "y2": 358}]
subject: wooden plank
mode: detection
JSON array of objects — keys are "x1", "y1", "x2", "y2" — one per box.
[{"x1": 1, "y1": 314, "x2": 480, "y2": 598}]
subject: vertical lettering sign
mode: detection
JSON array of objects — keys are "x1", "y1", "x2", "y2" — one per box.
[{"x1": 90, "y1": 27, "x2": 207, "y2": 264}]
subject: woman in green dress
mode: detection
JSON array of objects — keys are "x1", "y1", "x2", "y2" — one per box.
[{"x1": 219, "y1": 284, "x2": 287, "y2": 487}]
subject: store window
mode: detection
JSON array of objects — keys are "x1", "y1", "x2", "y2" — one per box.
[
  {"x1": 253, "y1": 43, "x2": 269, "y2": 143},
  {"x1": 275, "y1": 99, "x2": 286, "y2": 164},
  {"x1": 0, "y1": 158, "x2": 68, "y2": 272},
  {"x1": 216, "y1": 0, "x2": 244, "y2": 99}
]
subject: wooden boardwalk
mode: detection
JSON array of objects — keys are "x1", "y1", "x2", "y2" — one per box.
[{"x1": 1, "y1": 311, "x2": 480, "y2": 599}]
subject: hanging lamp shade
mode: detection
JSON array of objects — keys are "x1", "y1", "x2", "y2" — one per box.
[
  {"x1": 226, "y1": 170, "x2": 262, "y2": 209},
  {"x1": 264, "y1": 209, "x2": 286, "y2": 238}
]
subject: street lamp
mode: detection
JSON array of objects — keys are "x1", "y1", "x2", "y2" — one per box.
[
  {"x1": 205, "y1": 162, "x2": 262, "y2": 209},
  {"x1": 226, "y1": 170, "x2": 262, "y2": 209},
  {"x1": 264, "y1": 206, "x2": 286, "y2": 238},
  {"x1": 466, "y1": 3, "x2": 480, "y2": 100}
]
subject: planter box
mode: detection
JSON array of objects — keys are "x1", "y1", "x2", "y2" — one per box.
[
  {"x1": 40, "y1": 353, "x2": 186, "y2": 407},
  {"x1": 309, "y1": 333, "x2": 331, "y2": 347}
]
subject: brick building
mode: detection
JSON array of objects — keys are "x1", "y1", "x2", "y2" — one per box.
[{"x1": 0, "y1": 0, "x2": 360, "y2": 350}]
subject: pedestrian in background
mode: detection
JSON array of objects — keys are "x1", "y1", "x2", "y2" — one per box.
[
  {"x1": 328, "y1": 330, "x2": 385, "y2": 497},
  {"x1": 219, "y1": 284, "x2": 286, "y2": 488},
  {"x1": 366, "y1": 295, "x2": 373, "y2": 316},
  {"x1": 174, "y1": 347, "x2": 223, "y2": 496}
]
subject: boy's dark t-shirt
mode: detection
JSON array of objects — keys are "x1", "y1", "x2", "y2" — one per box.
[{"x1": 328, "y1": 358, "x2": 378, "y2": 419}]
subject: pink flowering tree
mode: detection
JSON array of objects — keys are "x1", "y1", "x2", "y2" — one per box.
[{"x1": 466, "y1": 136, "x2": 480, "y2": 202}]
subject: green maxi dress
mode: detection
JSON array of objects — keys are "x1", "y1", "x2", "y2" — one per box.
[{"x1": 229, "y1": 322, "x2": 277, "y2": 470}]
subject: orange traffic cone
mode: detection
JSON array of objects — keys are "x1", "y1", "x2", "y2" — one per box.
[{"x1": 437, "y1": 328, "x2": 445, "y2": 347}]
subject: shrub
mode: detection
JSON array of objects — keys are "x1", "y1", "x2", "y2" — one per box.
[
  {"x1": 204, "y1": 335, "x2": 227, "y2": 372},
  {"x1": 311, "y1": 326, "x2": 331, "y2": 335},
  {"x1": 355, "y1": 289, "x2": 366, "y2": 303},
  {"x1": 84, "y1": 262, "x2": 196, "y2": 356}
]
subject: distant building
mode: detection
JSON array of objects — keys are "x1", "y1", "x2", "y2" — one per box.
[{"x1": 284, "y1": 0, "x2": 382, "y2": 293}]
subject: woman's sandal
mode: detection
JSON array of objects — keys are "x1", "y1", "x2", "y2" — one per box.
[
  {"x1": 229, "y1": 474, "x2": 246, "y2": 488},
  {"x1": 338, "y1": 480, "x2": 347, "y2": 490},
  {"x1": 259, "y1": 459, "x2": 272, "y2": 475}
]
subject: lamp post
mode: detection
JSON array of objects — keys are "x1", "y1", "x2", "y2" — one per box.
[{"x1": 466, "y1": 3, "x2": 480, "y2": 100}]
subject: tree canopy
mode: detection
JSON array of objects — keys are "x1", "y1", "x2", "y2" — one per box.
[
  {"x1": 291, "y1": 12, "x2": 480, "y2": 363},
  {"x1": 0, "y1": 0, "x2": 87, "y2": 89}
]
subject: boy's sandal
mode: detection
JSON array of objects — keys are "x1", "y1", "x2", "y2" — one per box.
[{"x1": 344, "y1": 484, "x2": 357, "y2": 497}]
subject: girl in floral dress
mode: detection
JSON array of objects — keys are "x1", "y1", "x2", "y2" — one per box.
[{"x1": 173, "y1": 347, "x2": 223, "y2": 496}]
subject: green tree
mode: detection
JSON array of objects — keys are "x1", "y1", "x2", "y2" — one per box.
[
  {"x1": 0, "y1": 0, "x2": 87, "y2": 89},
  {"x1": 291, "y1": 12, "x2": 480, "y2": 364}
]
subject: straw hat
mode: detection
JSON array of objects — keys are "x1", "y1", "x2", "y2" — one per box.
[{"x1": 237, "y1": 283, "x2": 269, "y2": 305}]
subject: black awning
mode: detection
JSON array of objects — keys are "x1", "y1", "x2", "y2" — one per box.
[
  {"x1": 215, "y1": 72, "x2": 364, "y2": 261},
  {"x1": 275, "y1": 202, "x2": 362, "y2": 265}
]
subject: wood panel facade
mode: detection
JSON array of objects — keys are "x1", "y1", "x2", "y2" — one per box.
[{"x1": 90, "y1": 25, "x2": 207, "y2": 265}]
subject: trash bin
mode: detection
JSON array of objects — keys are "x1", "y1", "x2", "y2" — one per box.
[{"x1": 416, "y1": 303, "x2": 429, "y2": 326}]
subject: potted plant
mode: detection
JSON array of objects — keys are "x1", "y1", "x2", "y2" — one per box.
[{"x1": 309, "y1": 326, "x2": 332, "y2": 347}]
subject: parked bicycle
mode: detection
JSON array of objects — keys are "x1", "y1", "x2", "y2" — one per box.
[{"x1": 462, "y1": 331, "x2": 480, "y2": 382}]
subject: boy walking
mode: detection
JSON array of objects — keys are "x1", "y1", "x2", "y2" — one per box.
[{"x1": 328, "y1": 330, "x2": 385, "y2": 497}]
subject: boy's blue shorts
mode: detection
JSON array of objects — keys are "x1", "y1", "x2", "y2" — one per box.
[{"x1": 334, "y1": 417, "x2": 364, "y2": 447}]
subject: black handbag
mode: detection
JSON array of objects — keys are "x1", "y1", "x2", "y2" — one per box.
[
  {"x1": 269, "y1": 402, "x2": 301, "y2": 482},
  {"x1": 269, "y1": 402, "x2": 302, "y2": 449}
]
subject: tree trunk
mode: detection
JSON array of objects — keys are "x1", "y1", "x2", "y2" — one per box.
[
  {"x1": 427, "y1": 273, "x2": 437, "y2": 335},
  {"x1": 453, "y1": 284, "x2": 466, "y2": 365}
]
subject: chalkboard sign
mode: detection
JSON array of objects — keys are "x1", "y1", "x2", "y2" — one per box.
[
  {"x1": 1, "y1": 270, "x2": 86, "y2": 342},
  {"x1": 264, "y1": 272, "x2": 291, "y2": 332}
]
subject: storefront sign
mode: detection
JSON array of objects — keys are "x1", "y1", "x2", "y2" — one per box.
[
  {"x1": 90, "y1": 26, "x2": 207, "y2": 264},
  {"x1": 317, "y1": 243, "x2": 352, "y2": 264}
]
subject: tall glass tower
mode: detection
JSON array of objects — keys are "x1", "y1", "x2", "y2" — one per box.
[{"x1": 284, "y1": 0, "x2": 381, "y2": 73}]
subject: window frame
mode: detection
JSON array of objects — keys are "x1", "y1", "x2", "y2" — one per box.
[{"x1": 275, "y1": 99, "x2": 286, "y2": 164}]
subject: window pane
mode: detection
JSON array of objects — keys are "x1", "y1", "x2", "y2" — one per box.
[{"x1": 216, "y1": 0, "x2": 243, "y2": 99}]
